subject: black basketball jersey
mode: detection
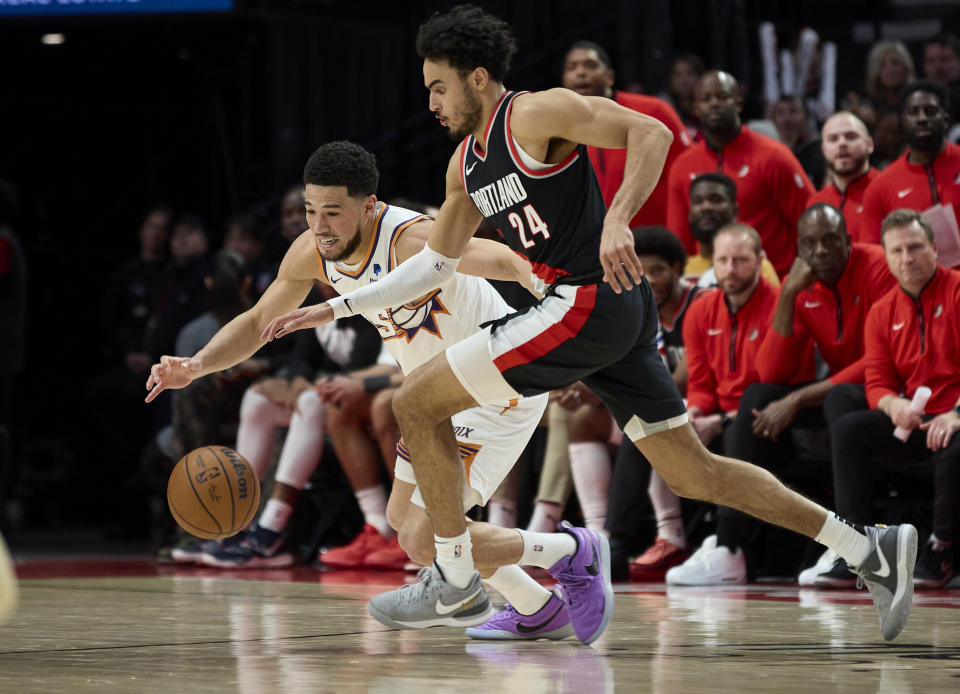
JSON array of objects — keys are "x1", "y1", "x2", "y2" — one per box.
[{"x1": 460, "y1": 90, "x2": 607, "y2": 284}]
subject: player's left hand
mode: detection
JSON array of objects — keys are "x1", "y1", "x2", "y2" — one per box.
[
  {"x1": 261, "y1": 303, "x2": 334, "y2": 341},
  {"x1": 919, "y1": 410, "x2": 960, "y2": 451},
  {"x1": 751, "y1": 394, "x2": 800, "y2": 442},
  {"x1": 600, "y1": 219, "x2": 643, "y2": 294}
]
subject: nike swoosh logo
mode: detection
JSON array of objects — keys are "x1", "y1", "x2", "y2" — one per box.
[
  {"x1": 465, "y1": 162, "x2": 477, "y2": 176},
  {"x1": 874, "y1": 542, "x2": 891, "y2": 578},
  {"x1": 330, "y1": 275, "x2": 341, "y2": 283},
  {"x1": 707, "y1": 328, "x2": 723, "y2": 336},
  {"x1": 897, "y1": 188, "x2": 912, "y2": 198},
  {"x1": 892, "y1": 322, "x2": 905, "y2": 331},
  {"x1": 804, "y1": 302, "x2": 821, "y2": 308},
  {"x1": 515, "y1": 602, "x2": 565, "y2": 633},
  {"x1": 435, "y1": 588, "x2": 482, "y2": 615},
  {"x1": 585, "y1": 546, "x2": 600, "y2": 576}
]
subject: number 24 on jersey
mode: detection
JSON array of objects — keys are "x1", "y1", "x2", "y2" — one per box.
[{"x1": 508, "y1": 204, "x2": 550, "y2": 249}]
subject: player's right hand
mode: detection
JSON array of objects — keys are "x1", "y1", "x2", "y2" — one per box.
[
  {"x1": 145, "y1": 356, "x2": 203, "y2": 403},
  {"x1": 260, "y1": 303, "x2": 334, "y2": 341}
]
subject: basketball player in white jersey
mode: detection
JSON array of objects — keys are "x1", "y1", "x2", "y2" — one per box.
[{"x1": 146, "y1": 141, "x2": 576, "y2": 641}]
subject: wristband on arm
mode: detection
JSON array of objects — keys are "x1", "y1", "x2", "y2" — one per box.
[
  {"x1": 328, "y1": 242, "x2": 461, "y2": 319},
  {"x1": 363, "y1": 374, "x2": 393, "y2": 393}
]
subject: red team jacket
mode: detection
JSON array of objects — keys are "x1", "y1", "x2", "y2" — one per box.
[
  {"x1": 861, "y1": 143, "x2": 960, "y2": 245},
  {"x1": 683, "y1": 277, "x2": 814, "y2": 414},
  {"x1": 666, "y1": 126, "x2": 815, "y2": 277},
  {"x1": 587, "y1": 92, "x2": 692, "y2": 227},
  {"x1": 808, "y1": 169, "x2": 880, "y2": 244},
  {"x1": 757, "y1": 243, "x2": 896, "y2": 385},
  {"x1": 864, "y1": 267, "x2": 960, "y2": 414}
]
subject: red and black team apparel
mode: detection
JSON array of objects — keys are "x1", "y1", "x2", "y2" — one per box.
[
  {"x1": 864, "y1": 266, "x2": 960, "y2": 414},
  {"x1": 808, "y1": 169, "x2": 879, "y2": 244},
  {"x1": 757, "y1": 243, "x2": 896, "y2": 385},
  {"x1": 451, "y1": 89, "x2": 686, "y2": 437},
  {"x1": 460, "y1": 90, "x2": 607, "y2": 286},
  {"x1": 861, "y1": 142, "x2": 960, "y2": 246},
  {"x1": 683, "y1": 278, "x2": 815, "y2": 414},
  {"x1": 661, "y1": 283, "x2": 702, "y2": 374}
]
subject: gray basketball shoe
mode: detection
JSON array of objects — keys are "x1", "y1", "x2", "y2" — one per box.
[
  {"x1": 852, "y1": 524, "x2": 918, "y2": 641},
  {"x1": 368, "y1": 563, "x2": 494, "y2": 629}
]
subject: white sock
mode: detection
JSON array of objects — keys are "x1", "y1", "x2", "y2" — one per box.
[
  {"x1": 649, "y1": 471, "x2": 686, "y2": 548},
  {"x1": 930, "y1": 533, "x2": 951, "y2": 551},
  {"x1": 435, "y1": 530, "x2": 476, "y2": 589},
  {"x1": 527, "y1": 500, "x2": 564, "y2": 533},
  {"x1": 273, "y1": 389, "x2": 327, "y2": 489},
  {"x1": 235, "y1": 388, "x2": 290, "y2": 480},
  {"x1": 484, "y1": 565, "x2": 551, "y2": 615},
  {"x1": 815, "y1": 513, "x2": 871, "y2": 567},
  {"x1": 569, "y1": 442, "x2": 610, "y2": 534},
  {"x1": 486, "y1": 500, "x2": 516, "y2": 528},
  {"x1": 258, "y1": 498, "x2": 294, "y2": 534},
  {"x1": 517, "y1": 529, "x2": 577, "y2": 569},
  {"x1": 356, "y1": 486, "x2": 393, "y2": 539}
]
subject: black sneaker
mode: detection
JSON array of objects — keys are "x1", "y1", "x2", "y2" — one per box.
[
  {"x1": 914, "y1": 541, "x2": 954, "y2": 589},
  {"x1": 812, "y1": 555, "x2": 858, "y2": 588}
]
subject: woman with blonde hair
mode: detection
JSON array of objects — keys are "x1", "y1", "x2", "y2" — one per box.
[{"x1": 865, "y1": 40, "x2": 915, "y2": 107}]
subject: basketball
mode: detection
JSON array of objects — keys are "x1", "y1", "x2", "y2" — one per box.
[{"x1": 167, "y1": 446, "x2": 260, "y2": 540}]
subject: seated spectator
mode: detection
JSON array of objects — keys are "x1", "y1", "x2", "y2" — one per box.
[
  {"x1": 825, "y1": 210, "x2": 960, "y2": 589},
  {"x1": 666, "y1": 70, "x2": 815, "y2": 278},
  {"x1": 771, "y1": 94, "x2": 826, "y2": 188},
  {"x1": 659, "y1": 52, "x2": 704, "y2": 142},
  {"x1": 561, "y1": 40, "x2": 691, "y2": 227},
  {"x1": 862, "y1": 81, "x2": 960, "y2": 258},
  {"x1": 865, "y1": 40, "x2": 915, "y2": 110},
  {"x1": 683, "y1": 173, "x2": 780, "y2": 287},
  {"x1": 223, "y1": 213, "x2": 272, "y2": 300},
  {"x1": 870, "y1": 107, "x2": 906, "y2": 171},
  {"x1": 808, "y1": 112, "x2": 878, "y2": 243},
  {"x1": 747, "y1": 204, "x2": 896, "y2": 584},
  {"x1": 922, "y1": 33, "x2": 960, "y2": 130},
  {"x1": 666, "y1": 223, "x2": 815, "y2": 585}
]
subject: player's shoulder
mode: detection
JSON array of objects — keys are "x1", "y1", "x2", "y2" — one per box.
[{"x1": 280, "y1": 230, "x2": 323, "y2": 280}]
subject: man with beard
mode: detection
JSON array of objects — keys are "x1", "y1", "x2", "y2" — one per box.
[
  {"x1": 684, "y1": 172, "x2": 781, "y2": 287},
  {"x1": 561, "y1": 41, "x2": 691, "y2": 226},
  {"x1": 862, "y1": 80, "x2": 960, "y2": 248},
  {"x1": 262, "y1": 5, "x2": 919, "y2": 642},
  {"x1": 808, "y1": 113, "x2": 879, "y2": 243},
  {"x1": 667, "y1": 71, "x2": 815, "y2": 277},
  {"x1": 666, "y1": 224, "x2": 815, "y2": 585}
]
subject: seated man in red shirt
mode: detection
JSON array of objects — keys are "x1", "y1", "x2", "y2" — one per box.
[
  {"x1": 666, "y1": 224, "x2": 815, "y2": 585},
  {"x1": 808, "y1": 112, "x2": 879, "y2": 243},
  {"x1": 826, "y1": 209, "x2": 960, "y2": 589},
  {"x1": 741, "y1": 203, "x2": 896, "y2": 585}
]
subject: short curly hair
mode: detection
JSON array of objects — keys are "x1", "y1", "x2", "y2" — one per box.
[
  {"x1": 303, "y1": 141, "x2": 379, "y2": 198},
  {"x1": 632, "y1": 225, "x2": 688, "y2": 269},
  {"x1": 416, "y1": 4, "x2": 517, "y2": 82}
]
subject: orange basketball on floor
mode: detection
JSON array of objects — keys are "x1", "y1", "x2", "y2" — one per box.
[{"x1": 167, "y1": 446, "x2": 260, "y2": 540}]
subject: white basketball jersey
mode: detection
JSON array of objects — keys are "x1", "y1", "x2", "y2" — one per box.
[{"x1": 316, "y1": 204, "x2": 514, "y2": 373}]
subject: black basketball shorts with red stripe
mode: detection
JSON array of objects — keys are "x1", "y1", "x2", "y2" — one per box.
[{"x1": 445, "y1": 276, "x2": 688, "y2": 441}]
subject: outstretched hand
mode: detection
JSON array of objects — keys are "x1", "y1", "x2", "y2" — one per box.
[
  {"x1": 600, "y1": 219, "x2": 643, "y2": 293},
  {"x1": 145, "y1": 356, "x2": 203, "y2": 403},
  {"x1": 260, "y1": 303, "x2": 334, "y2": 342}
]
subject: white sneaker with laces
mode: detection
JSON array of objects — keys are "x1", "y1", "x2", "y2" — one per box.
[
  {"x1": 797, "y1": 548, "x2": 838, "y2": 586},
  {"x1": 665, "y1": 535, "x2": 746, "y2": 586}
]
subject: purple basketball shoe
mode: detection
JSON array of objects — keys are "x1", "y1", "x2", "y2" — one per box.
[
  {"x1": 465, "y1": 588, "x2": 573, "y2": 640},
  {"x1": 547, "y1": 521, "x2": 614, "y2": 645}
]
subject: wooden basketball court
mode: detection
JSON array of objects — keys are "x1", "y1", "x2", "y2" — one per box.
[{"x1": 1, "y1": 558, "x2": 958, "y2": 692}]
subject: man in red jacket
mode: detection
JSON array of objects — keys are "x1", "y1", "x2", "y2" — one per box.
[
  {"x1": 666, "y1": 71, "x2": 815, "y2": 276},
  {"x1": 808, "y1": 113, "x2": 879, "y2": 243},
  {"x1": 862, "y1": 80, "x2": 960, "y2": 248},
  {"x1": 562, "y1": 41, "x2": 692, "y2": 226},
  {"x1": 828, "y1": 209, "x2": 960, "y2": 589},
  {"x1": 737, "y1": 203, "x2": 896, "y2": 585},
  {"x1": 666, "y1": 223, "x2": 815, "y2": 585}
]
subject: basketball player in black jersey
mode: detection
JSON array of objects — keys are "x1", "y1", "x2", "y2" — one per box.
[{"x1": 262, "y1": 4, "x2": 917, "y2": 643}]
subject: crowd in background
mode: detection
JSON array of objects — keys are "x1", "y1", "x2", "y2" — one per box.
[{"x1": 1, "y1": 23, "x2": 959, "y2": 591}]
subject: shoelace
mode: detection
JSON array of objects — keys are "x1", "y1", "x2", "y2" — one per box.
[{"x1": 396, "y1": 566, "x2": 437, "y2": 605}]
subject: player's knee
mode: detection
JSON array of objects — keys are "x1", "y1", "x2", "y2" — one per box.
[
  {"x1": 295, "y1": 389, "x2": 325, "y2": 420},
  {"x1": 393, "y1": 379, "x2": 429, "y2": 428},
  {"x1": 239, "y1": 388, "x2": 273, "y2": 422}
]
